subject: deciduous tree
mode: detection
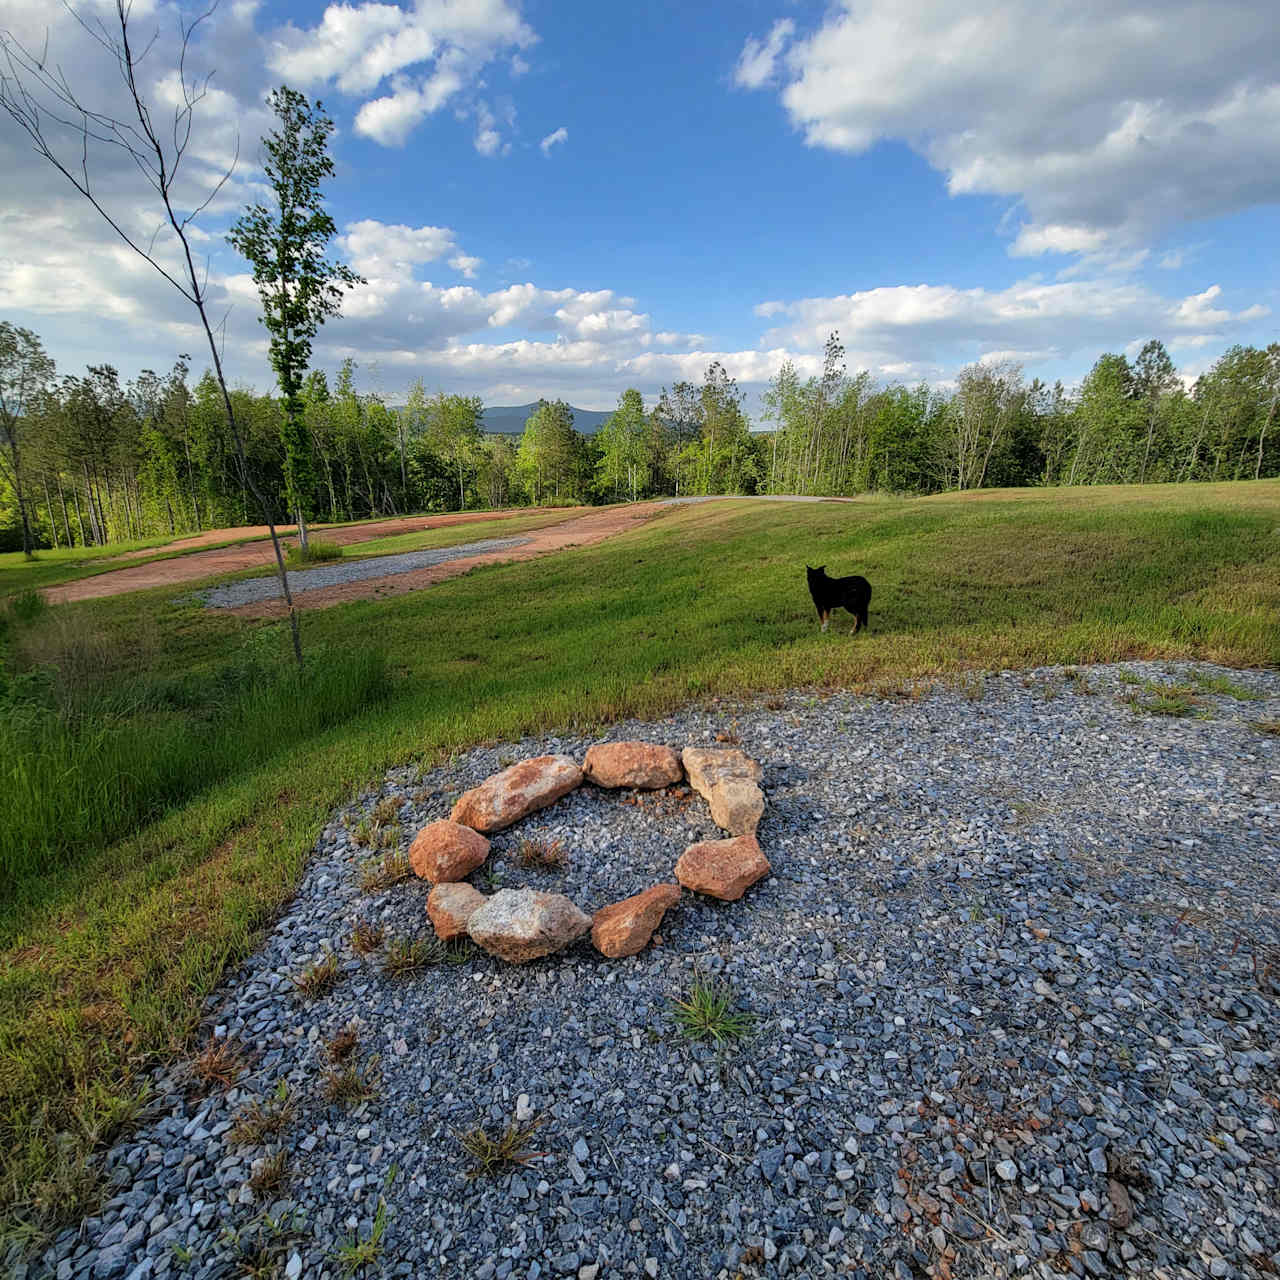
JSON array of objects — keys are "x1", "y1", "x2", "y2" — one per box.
[
  {"x1": 0, "y1": 322, "x2": 55, "y2": 557},
  {"x1": 227, "y1": 86, "x2": 362, "y2": 549}
]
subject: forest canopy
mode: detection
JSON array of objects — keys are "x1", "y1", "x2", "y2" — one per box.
[{"x1": 2, "y1": 323, "x2": 1277, "y2": 551}]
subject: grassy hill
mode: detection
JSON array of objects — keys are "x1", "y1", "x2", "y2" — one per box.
[{"x1": 1, "y1": 479, "x2": 1278, "y2": 1245}]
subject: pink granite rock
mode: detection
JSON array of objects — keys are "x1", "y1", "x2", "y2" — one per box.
[
  {"x1": 451, "y1": 755, "x2": 583, "y2": 833},
  {"x1": 674, "y1": 833, "x2": 770, "y2": 900},
  {"x1": 583, "y1": 742, "x2": 683, "y2": 790},
  {"x1": 408, "y1": 820, "x2": 490, "y2": 883},
  {"x1": 426, "y1": 882, "x2": 487, "y2": 940},
  {"x1": 466, "y1": 889, "x2": 591, "y2": 963},
  {"x1": 681, "y1": 747, "x2": 765, "y2": 835},
  {"x1": 591, "y1": 884, "x2": 681, "y2": 958}
]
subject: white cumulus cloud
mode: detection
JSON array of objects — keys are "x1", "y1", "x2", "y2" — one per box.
[
  {"x1": 268, "y1": 0, "x2": 537, "y2": 146},
  {"x1": 739, "y1": 0, "x2": 1280, "y2": 254}
]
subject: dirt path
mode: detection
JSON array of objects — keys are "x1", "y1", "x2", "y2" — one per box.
[
  {"x1": 44, "y1": 509, "x2": 571, "y2": 604},
  {"x1": 225, "y1": 503, "x2": 671, "y2": 618}
]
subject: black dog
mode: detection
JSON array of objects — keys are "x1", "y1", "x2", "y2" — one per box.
[{"x1": 806, "y1": 565, "x2": 871, "y2": 634}]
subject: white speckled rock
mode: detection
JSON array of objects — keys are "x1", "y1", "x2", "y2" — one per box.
[{"x1": 466, "y1": 888, "x2": 591, "y2": 963}]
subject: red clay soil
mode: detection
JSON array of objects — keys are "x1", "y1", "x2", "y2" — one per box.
[
  {"x1": 226, "y1": 503, "x2": 672, "y2": 618},
  {"x1": 44, "y1": 509, "x2": 576, "y2": 605}
]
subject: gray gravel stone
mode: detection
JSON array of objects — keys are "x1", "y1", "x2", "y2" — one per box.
[{"x1": 18, "y1": 661, "x2": 1279, "y2": 1280}]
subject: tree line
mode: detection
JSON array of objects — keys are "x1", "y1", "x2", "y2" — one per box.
[{"x1": 3, "y1": 326, "x2": 1278, "y2": 552}]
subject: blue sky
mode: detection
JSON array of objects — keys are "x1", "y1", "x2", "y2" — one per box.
[{"x1": 1, "y1": 0, "x2": 1277, "y2": 416}]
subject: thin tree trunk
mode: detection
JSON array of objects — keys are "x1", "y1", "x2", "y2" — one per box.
[
  {"x1": 5, "y1": 440, "x2": 34, "y2": 557},
  {"x1": 42, "y1": 473, "x2": 59, "y2": 548},
  {"x1": 1183, "y1": 402, "x2": 1211, "y2": 481},
  {"x1": 1139, "y1": 412, "x2": 1156, "y2": 484},
  {"x1": 397, "y1": 420, "x2": 408, "y2": 511},
  {"x1": 119, "y1": 470, "x2": 133, "y2": 538},
  {"x1": 72, "y1": 482, "x2": 87, "y2": 547},
  {"x1": 183, "y1": 437, "x2": 202, "y2": 530},
  {"x1": 56, "y1": 473, "x2": 73, "y2": 547},
  {"x1": 1257, "y1": 394, "x2": 1277, "y2": 481},
  {"x1": 81, "y1": 464, "x2": 101, "y2": 543},
  {"x1": 88, "y1": 466, "x2": 108, "y2": 543},
  {"x1": 319, "y1": 447, "x2": 339, "y2": 522},
  {"x1": 132, "y1": 470, "x2": 144, "y2": 535}
]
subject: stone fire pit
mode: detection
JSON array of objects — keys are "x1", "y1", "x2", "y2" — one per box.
[{"x1": 406, "y1": 742, "x2": 769, "y2": 962}]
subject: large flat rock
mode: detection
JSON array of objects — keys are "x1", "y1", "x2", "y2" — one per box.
[{"x1": 450, "y1": 755, "x2": 583, "y2": 833}]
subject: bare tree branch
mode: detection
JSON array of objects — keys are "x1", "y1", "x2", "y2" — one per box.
[{"x1": 0, "y1": 0, "x2": 304, "y2": 660}]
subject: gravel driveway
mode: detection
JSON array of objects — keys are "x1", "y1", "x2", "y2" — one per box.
[
  {"x1": 31, "y1": 662, "x2": 1279, "y2": 1280},
  {"x1": 196, "y1": 537, "x2": 531, "y2": 608}
]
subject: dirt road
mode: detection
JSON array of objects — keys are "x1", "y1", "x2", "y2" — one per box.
[
  {"x1": 44, "y1": 509, "x2": 573, "y2": 604},
  {"x1": 223, "y1": 503, "x2": 670, "y2": 617}
]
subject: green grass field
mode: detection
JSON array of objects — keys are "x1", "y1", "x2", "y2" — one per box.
[{"x1": 1, "y1": 480, "x2": 1278, "y2": 1245}]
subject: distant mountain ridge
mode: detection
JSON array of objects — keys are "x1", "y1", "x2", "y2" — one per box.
[{"x1": 480, "y1": 402, "x2": 612, "y2": 436}]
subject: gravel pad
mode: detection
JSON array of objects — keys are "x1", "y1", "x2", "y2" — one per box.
[
  {"x1": 27, "y1": 661, "x2": 1280, "y2": 1280},
  {"x1": 196, "y1": 537, "x2": 531, "y2": 608}
]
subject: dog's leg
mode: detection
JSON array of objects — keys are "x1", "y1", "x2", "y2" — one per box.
[{"x1": 820, "y1": 612, "x2": 829, "y2": 632}]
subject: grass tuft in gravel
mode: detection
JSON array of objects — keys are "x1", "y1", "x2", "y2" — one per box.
[
  {"x1": 1188, "y1": 670, "x2": 1265, "y2": 700},
  {"x1": 359, "y1": 850, "x2": 412, "y2": 892},
  {"x1": 334, "y1": 1196, "x2": 388, "y2": 1276},
  {"x1": 228, "y1": 1081, "x2": 296, "y2": 1147},
  {"x1": 188, "y1": 1037, "x2": 248, "y2": 1093},
  {"x1": 246, "y1": 1149, "x2": 289, "y2": 1199},
  {"x1": 290, "y1": 952, "x2": 340, "y2": 999},
  {"x1": 327, "y1": 1024, "x2": 360, "y2": 1063},
  {"x1": 670, "y1": 978, "x2": 756, "y2": 1044},
  {"x1": 321, "y1": 1056, "x2": 380, "y2": 1107},
  {"x1": 516, "y1": 835, "x2": 566, "y2": 870},
  {"x1": 456, "y1": 1114, "x2": 547, "y2": 1179},
  {"x1": 381, "y1": 935, "x2": 445, "y2": 976},
  {"x1": 220, "y1": 1206, "x2": 305, "y2": 1280},
  {"x1": 350, "y1": 918, "x2": 385, "y2": 955}
]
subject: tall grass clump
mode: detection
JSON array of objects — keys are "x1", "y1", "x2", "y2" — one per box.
[
  {"x1": 285, "y1": 538, "x2": 343, "y2": 566},
  {"x1": 6, "y1": 589, "x2": 47, "y2": 624},
  {"x1": 0, "y1": 642, "x2": 390, "y2": 914}
]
